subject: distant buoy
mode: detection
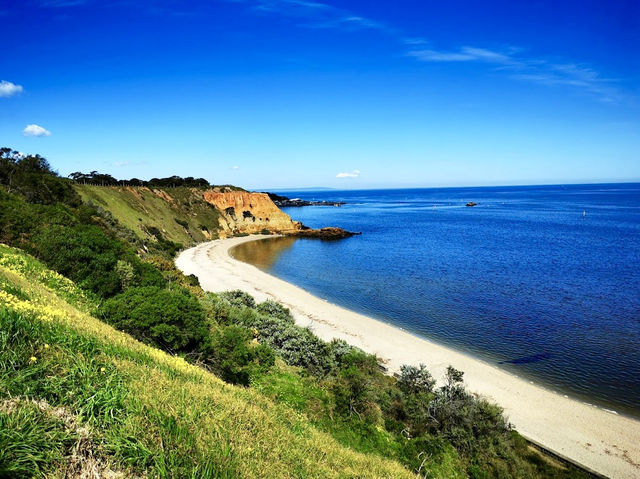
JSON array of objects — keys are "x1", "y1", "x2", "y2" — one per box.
[{"x1": 582, "y1": 210, "x2": 586, "y2": 217}]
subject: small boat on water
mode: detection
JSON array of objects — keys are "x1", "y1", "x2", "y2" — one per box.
[{"x1": 466, "y1": 201, "x2": 477, "y2": 207}]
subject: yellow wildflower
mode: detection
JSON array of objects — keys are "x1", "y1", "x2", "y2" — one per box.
[{"x1": 29, "y1": 356, "x2": 37, "y2": 363}]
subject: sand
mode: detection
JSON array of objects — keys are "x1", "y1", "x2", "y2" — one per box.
[{"x1": 176, "y1": 236, "x2": 640, "y2": 479}]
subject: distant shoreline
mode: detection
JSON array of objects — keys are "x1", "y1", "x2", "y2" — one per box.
[{"x1": 176, "y1": 236, "x2": 640, "y2": 479}]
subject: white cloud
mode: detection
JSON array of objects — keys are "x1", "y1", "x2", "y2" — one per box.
[
  {"x1": 407, "y1": 45, "x2": 618, "y2": 101},
  {"x1": 407, "y1": 46, "x2": 514, "y2": 64},
  {"x1": 403, "y1": 37, "x2": 429, "y2": 45},
  {"x1": 0, "y1": 80, "x2": 24, "y2": 97},
  {"x1": 336, "y1": 170, "x2": 360, "y2": 178},
  {"x1": 232, "y1": 165, "x2": 240, "y2": 170},
  {"x1": 236, "y1": 0, "x2": 393, "y2": 33},
  {"x1": 23, "y1": 124, "x2": 51, "y2": 137},
  {"x1": 113, "y1": 161, "x2": 129, "y2": 167}
]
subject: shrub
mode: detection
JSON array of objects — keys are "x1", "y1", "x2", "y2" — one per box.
[
  {"x1": 328, "y1": 339, "x2": 357, "y2": 366},
  {"x1": 220, "y1": 290, "x2": 256, "y2": 309},
  {"x1": 0, "y1": 148, "x2": 81, "y2": 207},
  {"x1": 211, "y1": 325, "x2": 275, "y2": 386},
  {"x1": 426, "y1": 366, "x2": 510, "y2": 454},
  {"x1": 331, "y1": 351, "x2": 383, "y2": 424},
  {"x1": 256, "y1": 300, "x2": 293, "y2": 322},
  {"x1": 174, "y1": 218, "x2": 188, "y2": 229},
  {"x1": 238, "y1": 314, "x2": 337, "y2": 376},
  {"x1": 115, "y1": 260, "x2": 135, "y2": 290},
  {"x1": 101, "y1": 286, "x2": 208, "y2": 353},
  {"x1": 398, "y1": 364, "x2": 435, "y2": 396},
  {"x1": 31, "y1": 224, "x2": 123, "y2": 297}
]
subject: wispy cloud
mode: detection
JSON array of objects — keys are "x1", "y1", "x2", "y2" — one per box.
[
  {"x1": 232, "y1": 165, "x2": 240, "y2": 170},
  {"x1": 23, "y1": 124, "x2": 51, "y2": 137},
  {"x1": 113, "y1": 161, "x2": 129, "y2": 167},
  {"x1": 34, "y1": 0, "x2": 623, "y2": 103},
  {"x1": 336, "y1": 170, "x2": 360, "y2": 178},
  {"x1": 237, "y1": 1, "x2": 620, "y2": 102},
  {"x1": 0, "y1": 80, "x2": 24, "y2": 97},
  {"x1": 407, "y1": 45, "x2": 619, "y2": 102},
  {"x1": 233, "y1": 0, "x2": 394, "y2": 33},
  {"x1": 408, "y1": 47, "x2": 514, "y2": 64}
]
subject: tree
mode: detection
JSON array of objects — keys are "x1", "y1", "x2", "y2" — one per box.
[
  {"x1": 101, "y1": 286, "x2": 209, "y2": 353},
  {"x1": 398, "y1": 364, "x2": 436, "y2": 396}
]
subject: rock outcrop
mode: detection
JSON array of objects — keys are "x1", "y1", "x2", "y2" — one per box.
[
  {"x1": 203, "y1": 191, "x2": 303, "y2": 238},
  {"x1": 291, "y1": 227, "x2": 361, "y2": 240}
]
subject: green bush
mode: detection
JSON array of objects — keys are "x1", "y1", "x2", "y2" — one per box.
[
  {"x1": 256, "y1": 300, "x2": 293, "y2": 322},
  {"x1": 174, "y1": 218, "x2": 189, "y2": 229},
  {"x1": 330, "y1": 351, "x2": 383, "y2": 424},
  {"x1": 31, "y1": 224, "x2": 124, "y2": 298},
  {"x1": 101, "y1": 286, "x2": 209, "y2": 353},
  {"x1": 398, "y1": 364, "x2": 435, "y2": 396},
  {"x1": 211, "y1": 325, "x2": 275, "y2": 386},
  {"x1": 240, "y1": 314, "x2": 336, "y2": 376},
  {"x1": 0, "y1": 148, "x2": 81, "y2": 207},
  {"x1": 220, "y1": 290, "x2": 256, "y2": 309}
]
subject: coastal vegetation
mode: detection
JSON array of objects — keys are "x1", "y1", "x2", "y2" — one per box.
[{"x1": 0, "y1": 147, "x2": 594, "y2": 478}]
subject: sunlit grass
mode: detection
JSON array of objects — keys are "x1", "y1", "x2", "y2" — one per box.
[
  {"x1": 0, "y1": 244, "x2": 414, "y2": 478},
  {"x1": 74, "y1": 185, "x2": 221, "y2": 245}
]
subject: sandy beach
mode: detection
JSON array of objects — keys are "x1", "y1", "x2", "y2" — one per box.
[{"x1": 176, "y1": 235, "x2": 640, "y2": 479}]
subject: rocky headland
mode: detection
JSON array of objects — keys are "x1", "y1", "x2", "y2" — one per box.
[
  {"x1": 265, "y1": 192, "x2": 345, "y2": 207},
  {"x1": 203, "y1": 191, "x2": 358, "y2": 239}
]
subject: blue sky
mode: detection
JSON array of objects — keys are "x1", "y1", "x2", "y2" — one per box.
[{"x1": 1, "y1": 0, "x2": 639, "y2": 189}]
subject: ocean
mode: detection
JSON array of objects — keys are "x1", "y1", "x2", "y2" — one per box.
[{"x1": 230, "y1": 184, "x2": 640, "y2": 417}]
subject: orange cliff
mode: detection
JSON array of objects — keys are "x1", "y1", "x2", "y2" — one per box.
[{"x1": 203, "y1": 191, "x2": 303, "y2": 238}]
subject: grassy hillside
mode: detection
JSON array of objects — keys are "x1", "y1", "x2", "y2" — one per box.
[
  {"x1": 0, "y1": 244, "x2": 415, "y2": 478},
  {"x1": 1, "y1": 149, "x2": 594, "y2": 478},
  {"x1": 74, "y1": 185, "x2": 231, "y2": 246}
]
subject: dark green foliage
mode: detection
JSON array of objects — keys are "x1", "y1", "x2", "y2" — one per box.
[
  {"x1": 132, "y1": 261, "x2": 167, "y2": 289},
  {"x1": 101, "y1": 286, "x2": 208, "y2": 353},
  {"x1": 174, "y1": 218, "x2": 189, "y2": 229},
  {"x1": 0, "y1": 148, "x2": 81, "y2": 207},
  {"x1": 210, "y1": 325, "x2": 275, "y2": 386},
  {"x1": 31, "y1": 224, "x2": 125, "y2": 297},
  {"x1": 0, "y1": 148, "x2": 597, "y2": 478},
  {"x1": 256, "y1": 300, "x2": 293, "y2": 322},
  {"x1": 220, "y1": 290, "x2": 256, "y2": 309},
  {"x1": 398, "y1": 364, "x2": 436, "y2": 396},
  {"x1": 330, "y1": 350, "x2": 383, "y2": 422},
  {"x1": 68, "y1": 171, "x2": 211, "y2": 188},
  {"x1": 0, "y1": 189, "x2": 75, "y2": 245},
  {"x1": 237, "y1": 313, "x2": 337, "y2": 376},
  {"x1": 142, "y1": 226, "x2": 184, "y2": 257}
]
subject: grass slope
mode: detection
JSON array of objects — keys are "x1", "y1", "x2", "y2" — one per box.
[
  {"x1": 0, "y1": 244, "x2": 415, "y2": 478},
  {"x1": 74, "y1": 185, "x2": 225, "y2": 246}
]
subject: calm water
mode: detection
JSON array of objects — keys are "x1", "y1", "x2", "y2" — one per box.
[{"x1": 231, "y1": 184, "x2": 640, "y2": 417}]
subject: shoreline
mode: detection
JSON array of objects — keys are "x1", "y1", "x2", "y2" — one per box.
[{"x1": 176, "y1": 235, "x2": 640, "y2": 479}]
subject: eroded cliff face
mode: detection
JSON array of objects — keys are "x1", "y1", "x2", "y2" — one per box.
[{"x1": 203, "y1": 191, "x2": 302, "y2": 237}]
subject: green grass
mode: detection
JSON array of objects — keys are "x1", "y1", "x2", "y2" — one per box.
[
  {"x1": 74, "y1": 185, "x2": 222, "y2": 245},
  {"x1": 0, "y1": 244, "x2": 416, "y2": 478}
]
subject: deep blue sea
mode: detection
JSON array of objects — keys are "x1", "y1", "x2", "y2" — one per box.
[{"x1": 231, "y1": 184, "x2": 640, "y2": 417}]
